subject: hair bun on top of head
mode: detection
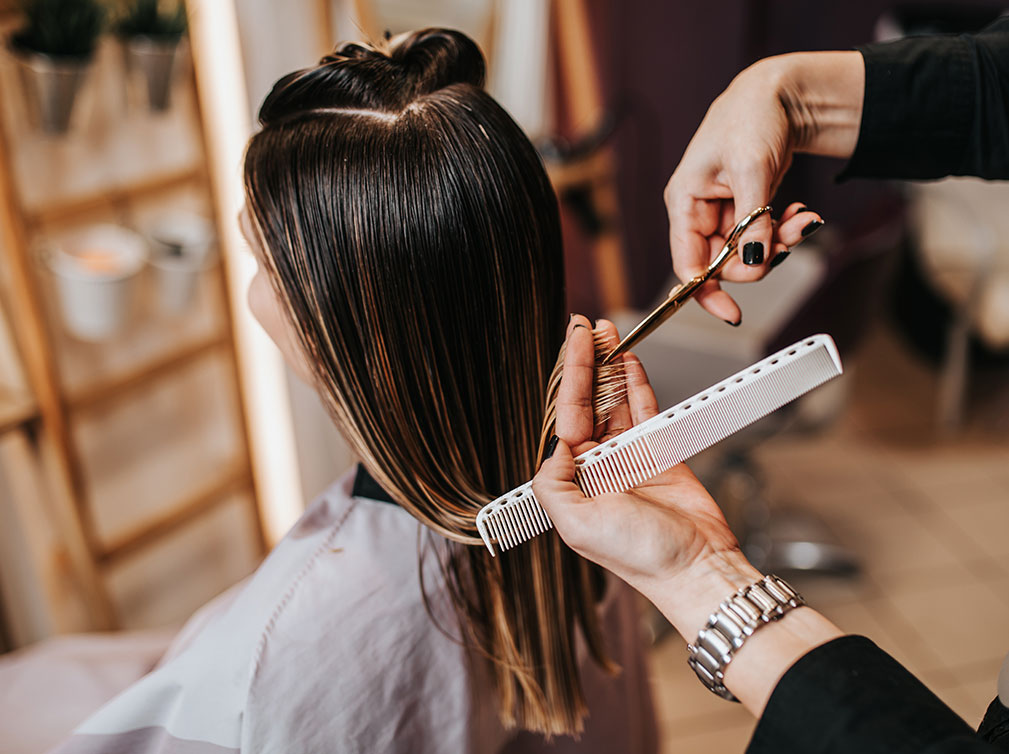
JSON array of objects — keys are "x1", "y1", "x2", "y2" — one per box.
[
  {"x1": 384, "y1": 27, "x2": 485, "y2": 90},
  {"x1": 258, "y1": 28, "x2": 485, "y2": 125}
]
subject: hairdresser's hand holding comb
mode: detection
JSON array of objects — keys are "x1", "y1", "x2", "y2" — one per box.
[
  {"x1": 536, "y1": 316, "x2": 756, "y2": 615},
  {"x1": 534, "y1": 315, "x2": 842, "y2": 714}
]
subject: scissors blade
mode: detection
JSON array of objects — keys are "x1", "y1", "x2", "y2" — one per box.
[{"x1": 601, "y1": 280, "x2": 695, "y2": 364}]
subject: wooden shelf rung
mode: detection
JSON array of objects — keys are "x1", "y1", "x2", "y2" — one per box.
[
  {"x1": 98, "y1": 460, "x2": 252, "y2": 567},
  {"x1": 24, "y1": 167, "x2": 205, "y2": 227},
  {"x1": 544, "y1": 150, "x2": 615, "y2": 193},
  {"x1": 68, "y1": 332, "x2": 229, "y2": 413},
  {"x1": 0, "y1": 391, "x2": 37, "y2": 434}
]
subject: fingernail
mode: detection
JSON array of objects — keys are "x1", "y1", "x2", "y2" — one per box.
[
  {"x1": 792, "y1": 206, "x2": 808, "y2": 216},
  {"x1": 742, "y1": 241, "x2": 764, "y2": 265},
  {"x1": 723, "y1": 318, "x2": 741, "y2": 327},
  {"x1": 544, "y1": 434, "x2": 559, "y2": 459},
  {"x1": 769, "y1": 251, "x2": 791, "y2": 269},
  {"x1": 801, "y1": 219, "x2": 824, "y2": 238},
  {"x1": 573, "y1": 323, "x2": 588, "y2": 331}
]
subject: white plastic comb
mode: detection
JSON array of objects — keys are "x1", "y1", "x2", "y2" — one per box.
[{"x1": 476, "y1": 334, "x2": 843, "y2": 555}]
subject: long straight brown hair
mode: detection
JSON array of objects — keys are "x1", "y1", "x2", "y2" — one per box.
[{"x1": 243, "y1": 28, "x2": 613, "y2": 735}]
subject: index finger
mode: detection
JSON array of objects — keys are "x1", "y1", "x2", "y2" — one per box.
[
  {"x1": 666, "y1": 191, "x2": 742, "y2": 324},
  {"x1": 667, "y1": 193, "x2": 717, "y2": 281}
]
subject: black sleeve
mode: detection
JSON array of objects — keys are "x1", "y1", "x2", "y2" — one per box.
[
  {"x1": 746, "y1": 635, "x2": 1009, "y2": 753},
  {"x1": 979, "y1": 697, "x2": 1009, "y2": 749},
  {"x1": 838, "y1": 16, "x2": 1009, "y2": 181}
]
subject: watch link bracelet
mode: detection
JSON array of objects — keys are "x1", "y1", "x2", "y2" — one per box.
[{"x1": 686, "y1": 574, "x2": 805, "y2": 701}]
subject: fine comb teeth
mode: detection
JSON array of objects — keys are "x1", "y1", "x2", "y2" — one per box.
[{"x1": 476, "y1": 334, "x2": 843, "y2": 555}]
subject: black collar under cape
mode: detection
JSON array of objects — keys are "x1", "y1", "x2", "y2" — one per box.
[
  {"x1": 351, "y1": 463, "x2": 397, "y2": 505},
  {"x1": 352, "y1": 462, "x2": 608, "y2": 599}
]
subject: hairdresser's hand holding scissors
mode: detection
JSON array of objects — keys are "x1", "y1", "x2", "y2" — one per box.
[
  {"x1": 534, "y1": 314, "x2": 842, "y2": 714},
  {"x1": 665, "y1": 53, "x2": 864, "y2": 325}
]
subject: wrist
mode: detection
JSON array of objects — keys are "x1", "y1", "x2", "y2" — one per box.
[
  {"x1": 763, "y1": 50, "x2": 865, "y2": 159},
  {"x1": 643, "y1": 546, "x2": 763, "y2": 639},
  {"x1": 722, "y1": 605, "x2": 843, "y2": 714},
  {"x1": 651, "y1": 551, "x2": 844, "y2": 715}
]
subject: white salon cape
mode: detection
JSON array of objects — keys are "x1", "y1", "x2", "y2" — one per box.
[{"x1": 29, "y1": 471, "x2": 657, "y2": 753}]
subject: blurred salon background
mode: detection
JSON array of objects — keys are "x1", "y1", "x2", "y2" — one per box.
[{"x1": 0, "y1": 1, "x2": 1007, "y2": 752}]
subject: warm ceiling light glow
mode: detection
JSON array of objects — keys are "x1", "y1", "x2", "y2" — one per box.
[{"x1": 186, "y1": 0, "x2": 303, "y2": 545}]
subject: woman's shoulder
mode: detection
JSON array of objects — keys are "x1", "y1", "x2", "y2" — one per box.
[
  {"x1": 241, "y1": 471, "x2": 424, "y2": 607},
  {"x1": 149, "y1": 470, "x2": 435, "y2": 689},
  {"x1": 246, "y1": 470, "x2": 435, "y2": 637},
  {"x1": 241, "y1": 475, "x2": 489, "y2": 753},
  {"x1": 270, "y1": 472, "x2": 437, "y2": 616}
]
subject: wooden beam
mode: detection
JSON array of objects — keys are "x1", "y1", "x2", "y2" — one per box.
[
  {"x1": 99, "y1": 461, "x2": 252, "y2": 567},
  {"x1": 187, "y1": 0, "x2": 304, "y2": 547},
  {"x1": 0, "y1": 116, "x2": 115, "y2": 629},
  {"x1": 68, "y1": 333, "x2": 227, "y2": 413},
  {"x1": 24, "y1": 167, "x2": 203, "y2": 228},
  {"x1": 184, "y1": 12, "x2": 267, "y2": 557},
  {"x1": 316, "y1": 0, "x2": 335, "y2": 53},
  {"x1": 349, "y1": 0, "x2": 382, "y2": 42},
  {"x1": 0, "y1": 391, "x2": 37, "y2": 435},
  {"x1": 552, "y1": 0, "x2": 630, "y2": 312}
]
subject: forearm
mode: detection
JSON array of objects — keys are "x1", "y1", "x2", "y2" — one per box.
[
  {"x1": 756, "y1": 51, "x2": 866, "y2": 160},
  {"x1": 638, "y1": 548, "x2": 843, "y2": 717}
]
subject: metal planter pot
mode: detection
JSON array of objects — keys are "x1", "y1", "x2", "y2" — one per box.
[
  {"x1": 45, "y1": 224, "x2": 148, "y2": 342},
  {"x1": 144, "y1": 211, "x2": 216, "y2": 316},
  {"x1": 123, "y1": 35, "x2": 181, "y2": 112},
  {"x1": 12, "y1": 47, "x2": 93, "y2": 134}
]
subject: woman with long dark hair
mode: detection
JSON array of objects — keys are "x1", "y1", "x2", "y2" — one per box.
[{"x1": 45, "y1": 28, "x2": 657, "y2": 754}]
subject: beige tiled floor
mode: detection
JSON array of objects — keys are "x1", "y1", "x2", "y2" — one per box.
[{"x1": 648, "y1": 325, "x2": 1009, "y2": 752}]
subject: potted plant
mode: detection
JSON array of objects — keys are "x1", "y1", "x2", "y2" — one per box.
[
  {"x1": 9, "y1": 0, "x2": 106, "y2": 134},
  {"x1": 115, "y1": 0, "x2": 187, "y2": 112}
]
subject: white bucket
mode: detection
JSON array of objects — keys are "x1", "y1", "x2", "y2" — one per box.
[
  {"x1": 46, "y1": 224, "x2": 147, "y2": 341},
  {"x1": 145, "y1": 212, "x2": 216, "y2": 315}
]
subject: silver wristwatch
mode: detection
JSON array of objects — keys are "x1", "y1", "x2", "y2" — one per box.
[{"x1": 686, "y1": 574, "x2": 805, "y2": 702}]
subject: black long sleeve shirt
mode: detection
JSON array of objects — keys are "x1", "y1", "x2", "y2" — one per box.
[
  {"x1": 749, "y1": 16, "x2": 1009, "y2": 752},
  {"x1": 839, "y1": 15, "x2": 1009, "y2": 181},
  {"x1": 748, "y1": 636, "x2": 1009, "y2": 752}
]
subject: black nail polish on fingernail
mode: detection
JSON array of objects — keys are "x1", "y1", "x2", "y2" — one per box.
[
  {"x1": 742, "y1": 241, "x2": 764, "y2": 265},
  {"x1": 801, "y1": 219, "x2": 824, "y2": 238},
  {"x1": 544, "y1": 434, "x2": 559, "y2": 459},
  {"x1": 769, "y1": 251, "x2": 791, "y2": 269},
  {"x1": 723, "y1": 319, "x2": 741, "y2": 327},
  {"x1": 793, "y1": 206, "x2": 808, "y2": 215},
  {"x1": 573, "y1": 323, "x2": 587, "y2": 330}
]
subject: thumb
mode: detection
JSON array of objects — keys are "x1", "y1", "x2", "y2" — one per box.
[
  {"x1": 731, "y1": 168, "x2": 773, "y2": 270},
  {"x1": 532, "y1": 439, "x2": 585, "y2": 512}
]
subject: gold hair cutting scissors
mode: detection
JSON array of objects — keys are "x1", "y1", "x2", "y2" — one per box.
[{"x1": 602, "y1": 205, "x2": 772, "y2": 365}]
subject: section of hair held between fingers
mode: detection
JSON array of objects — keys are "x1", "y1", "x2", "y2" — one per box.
[{"x1": 538, "y1": 327, "x2": 628, "y2": 460}]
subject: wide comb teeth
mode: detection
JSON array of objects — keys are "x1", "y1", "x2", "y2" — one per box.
[
  {"x1": 476, "y1": 484, "x2": 552, "y2": 552},
  {"x1": 476, "y1": 334, "x2": 843, "y2": 555}
]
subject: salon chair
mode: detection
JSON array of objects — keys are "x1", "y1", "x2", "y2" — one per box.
[{"x1": 612, "y1": 199, "x2": 904, "y2": 578}]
